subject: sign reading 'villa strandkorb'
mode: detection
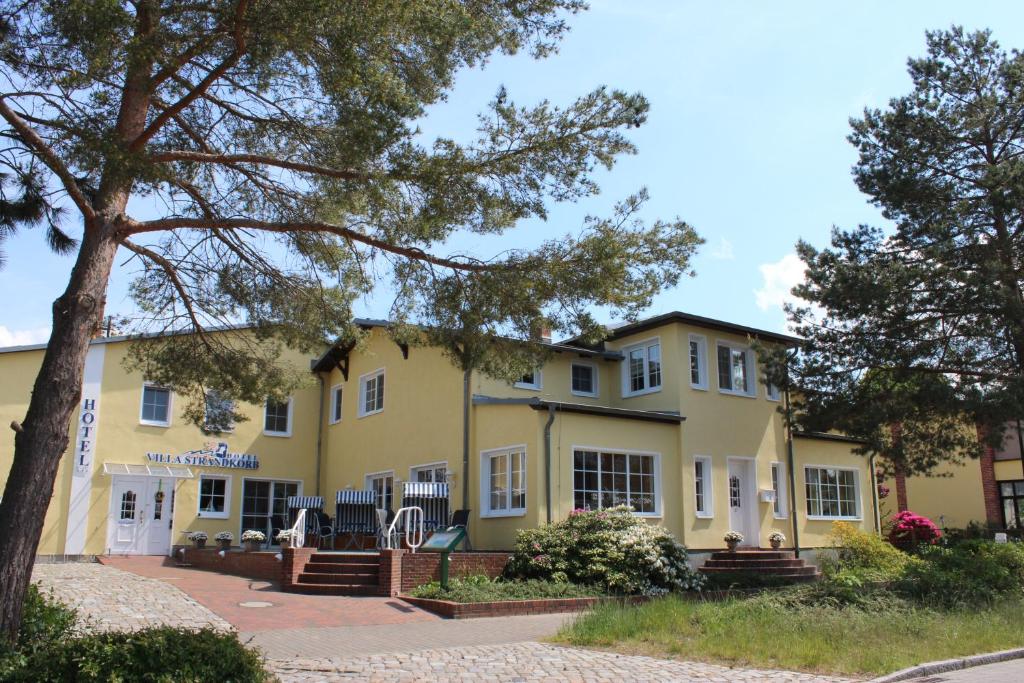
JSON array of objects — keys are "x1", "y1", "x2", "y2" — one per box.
[{"x1": 147, "y1": 441, "x2": 259, "y2": 470}]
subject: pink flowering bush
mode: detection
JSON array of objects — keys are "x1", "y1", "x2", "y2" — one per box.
[
  {"x1": 505, "y1": 506, "x2": 704, "y2": 595},
  {"x1": 887, "y1": 510, "x2": 941, "y2": 551}
]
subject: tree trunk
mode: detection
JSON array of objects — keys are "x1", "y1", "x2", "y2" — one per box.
[{"x1": 0, "y1": 225, "x2": 119, "y2": 642}]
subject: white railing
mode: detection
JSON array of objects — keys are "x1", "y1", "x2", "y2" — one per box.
[
  {"x1": 386, "y1": 506, "x2": 424, "y2": 552},
  {"x1": 288, "y1": 508, "x2": 307, "y2": 549}
]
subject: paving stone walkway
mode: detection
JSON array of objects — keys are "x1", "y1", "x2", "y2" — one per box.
[
  {"x1": 31, "y1": 561, "x2": 230, "y2": 633},
  {"x1": 267, "y1": 642, "x2": 858, "y2": 682}
]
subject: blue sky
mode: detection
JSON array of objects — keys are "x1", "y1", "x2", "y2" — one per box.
[{"x1": 3, "y1": 1, "x2": 1024, "y2": 347}]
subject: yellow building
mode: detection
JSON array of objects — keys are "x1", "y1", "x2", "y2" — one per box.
[{"x1": 0, "y1": 312, "x2": 878, "y2": 560}]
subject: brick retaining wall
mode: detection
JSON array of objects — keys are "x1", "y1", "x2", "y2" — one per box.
[
  {"x1": 174, "y1": 546, "x2": 281, "y2": 581},
  {"x1": 399, "y1": 594, "x2": 602, "y2": 618},
  {"x1": 400, "y1": 552, "x2": 512, "y2": 591}
]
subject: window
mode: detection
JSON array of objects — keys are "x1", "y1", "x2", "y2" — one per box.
[
  {"x1": 999, "y1": 481, "x2": 1024, "y2": 529},
  {"x1": 329, "y1": 384, "x2": 343, "y2": 424},
  {"x1": 366, "y1": 472, "x2": 394, "y2": 510},
  {"x1": 717, "y1": 342, "x2": 755, "y2": 396},
  {"x1": 204, "y1": 390, "x2": 235, "y2": 431},
  {"x1": 694, "y1": 455, "x2": 713, "y2": 517},
  {"x1": 621, "y1": 339, "x2": 662, "y2": 397},
  {"x1": 198, "y1": 475, "x2": 230, "y2": 518},
  {"x1": 241, "y1": 479, "x2": 298, "y2": 543},
  {"x1": 573, "y1": 449, "x2": 658, "y2": 514},
  {"x1": 140, "y1": 384, "x2": 171, "y2": 426},
  {"x1": 120, "y1": 490, "x2": 137, "y2": 520},
  {"x1": 412, "y1": 462, "x2": 447, "y2": 483},
  {"x1": 358, "y1": 369, "x2": 385, "y2": 417},
  {"x1": 264, "y1": 397, "x2": 292, "y2": 436},
  {"x1": 688, "y1": 335, "x2": 708, "y2": 390},
  {"x1": 514, "y1": 369, "x2": 542, "y2": 390},
  {"x1": 771, "y1": 462, "x2": 787, "y2": 517},
  {"x1": 766, "y1": 382, "x2": 781, "y2": 402},
  {"x1": 570, "y1": 362, "x2": 598, "y2": 397},
  {"x1": 805, "y1": 466, "x2": 860, "y2": 519},
  {"x1": 481, "y1": 447, "x2": 526, "y2": 516}
]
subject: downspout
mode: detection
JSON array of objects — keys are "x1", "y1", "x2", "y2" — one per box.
[
  {"x1": 462, "y1": 367, "x2": 471, "y2": 511},
  {"x1": 314, "y1": 373, "x2": 325, "y2": 497},
  {"x1": 543, "y1": 404, "x2": 556, "y2": 524},
  {"x1": 784, "y1": 386, "x2": 801, "y2": 558},
  {"x1": 869, "y1": 453, "x2": 881, "y2": 535}
]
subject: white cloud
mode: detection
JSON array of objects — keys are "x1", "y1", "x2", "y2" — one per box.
[
  {"x1": 0, "y1": 325, "x2": 51, "y2": 348},
  {"x1": 710, "y1": 237, "x2": 735, "y2": 260},
  {"x1": 754, "y1": 253, "x2": 806, "y2": 312}
]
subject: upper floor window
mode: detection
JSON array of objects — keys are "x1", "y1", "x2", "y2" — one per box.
[
  {"x1": 688, "y1": 334, "x2": 708, "y2": 390},
  {"x1": 264, "y1": 397, "x2": 292, "y2": 436},
  {"x1": 570, "y1": 362, "x2": 598, "y2": 397},
  {"x1": 358, "y1": 369, "x2": 385, "y2": 417},
  {"x1": 204, "y1": 390, "x2": 235, "y2": 432},
  {"x1": 140, "y1": 384, "x2": 171, "y2": 426},
  {"x1": 805, "y1": 466, "x2": 860, "y2": 520},
  {"x1": 622, "y1": 339, "x2": 661, "y2": 397},
  {"x1": 717, "y1": 342, "x2": 755, "y2": 397},
  {"x1": 766, "y1": 382, "x2": 781, "y2": 402},
  {"x1": 329, "y1": 384, "x2": 343, "y2": 424},
  {"x1": 515, "y1": 369, "x2": 542, "y2": 390}
]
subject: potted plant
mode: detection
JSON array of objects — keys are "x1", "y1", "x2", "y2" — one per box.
[
  {"x1": 276, "y1": 529, "x2": 298, "y2": 548},
  {"x1": 190, "y1": 531, "x2": 208, "y2": 549},
  {"x1": 241, "y1": 529, "x2": 266, "y2": 552},
  {"x1": 723, "y1": 530, "x2": 743, "y2": 552},
  {"x1": 768, "y1": 531, "x2": 786, "y2": 549},
  {"x1": 214, "y1": 531, "x2": 233, "y2": 550}
]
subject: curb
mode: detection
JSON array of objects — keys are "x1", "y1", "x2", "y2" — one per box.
[{"x1": 870, "y1": 647, "x2": 1024, "y2": 682}]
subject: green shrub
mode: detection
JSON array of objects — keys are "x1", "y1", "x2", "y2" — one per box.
[
  {"x1": 701, "y1": 570, "x2": 795, "y2": 591},
  {"x1": 897, "y1": 541, "x2": 1024, "y2": 607},
  {"x1": 505, "y1": 506, "x2": 705, "y2": 595},
  {"x1": 0, "y1": 585, "x2": 78, "y2": 676},
  {"x1": 820, "y1": 521, "x2": 915, "y2": 582},
  {"x1": 409, "y1": 575, "x2": 600, "y2": 602}
]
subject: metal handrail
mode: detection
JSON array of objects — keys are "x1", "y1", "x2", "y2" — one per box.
[
  {"x1": 386, "y1": 506, "x2": 424, "y2": 552},
  {"x1": 288, "y1": 508, "x2": 307, "y2": 548}
]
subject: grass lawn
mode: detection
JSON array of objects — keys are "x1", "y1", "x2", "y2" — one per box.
[{"x1": 553, "y1": 593, "x2": 1024, "y2": 677}]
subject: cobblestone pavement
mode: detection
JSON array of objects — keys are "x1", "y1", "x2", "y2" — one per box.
[
  {"x1": 267, "y1": 642, "x2": 858, "y2": 682},
  {"x1": 32, "y1": 561, "x2": 231, "y2": 633}
]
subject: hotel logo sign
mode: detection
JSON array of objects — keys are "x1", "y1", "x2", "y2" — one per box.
[
  {"x1": 147, "y1": 441, "x2": 259, "y2": 470},
  {"x1": 74, "y1": 396, "x2": 99, "y2": 474}
]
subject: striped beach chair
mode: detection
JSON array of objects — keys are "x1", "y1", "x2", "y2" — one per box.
[{"x1": 335, "y1": 489, "x2": 377, "y2": 550}]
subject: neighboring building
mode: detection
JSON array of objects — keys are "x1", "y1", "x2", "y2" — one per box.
[
  {"x1": 882, "y1": 424, "x2": 1024, "y2": 531},
  {"x1": 0, "y1": 312, "x2": 878, "y2": 560}
]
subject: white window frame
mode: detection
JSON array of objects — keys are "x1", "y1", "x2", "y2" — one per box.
[
  {"x1": 688, "y1": 334, "x2": 708, "y2": 391},
  {"x1": 620, "y1": 337, "x2": 663, "y2": 398},
  {"x1": 803, "y1": 464, "x2": 862, "y2": 521},
  {"x1": 479, "y1": 445, "x2": 527, "y2": 517},
  {"x1": 238, "y1": 477, "x2": 303, "y2": 543},
  {"x1": 410, "y1": 461, "x2": 448, "y2": 483},
  {"x1": 203, "y1": 390, "x2": 235, "y2": 432},
  {"x1": 694, "y1": 455, "x2": 713, "y2": 518},
  {"x1": 263, "y1": 396, "x2": 293, "y2": 437},
  {"x1": 766, "y1": 381, "x2": 782, "y2": 402},
  {"x1": 329, "y1": 384, "x2": 343, "y2": 424},
  {"x1": 771, "y1": 461, "x2": 788, "y2": 518},
  {"x1": 365, "y1": 470, "x2": 395, "y2": 510},
  {"x1": 358, "y1": 368, "x2": 385, "y2": 418},
  {"x1": 139, "y1": 382, "x2": 172, "y2": 427},
  {"x1": 716, "y1": 340, "x2": 757, "y2": 398},
  {"x1": 197, "y1": 474, "x2": 231, "y2": 519},
  {"x1": 570, "y1": 361, "x2": 599, "y2": 398},
  {"x1": 514, "y1": 369, "x2": 542, "y2": 391},
  {"x1": 571, "y1": 445, "x2": 662, "y2": 517}
]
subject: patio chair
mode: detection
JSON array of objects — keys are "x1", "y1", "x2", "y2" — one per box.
[
  {"x1": 313, "y1": 511, "x2": 336, "y2": 550},
  {"x1": 375, "y1": 508, "x2": 399, "y2": 549},
  {"x1": 448, "y1": 509, "x2": 472, "y2": 551}
]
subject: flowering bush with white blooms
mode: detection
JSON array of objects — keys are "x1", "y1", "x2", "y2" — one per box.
[
  {"x1": 768, "y1": 531, "x2": 786, "y2": 544},
  {"x1": 505, "y1": 506, "x2": 704, "y2": 595},
  {"x1": 214, "y1": 531, "x2": 234, "y2": 541},
  {"x1": 724, "y1": 530, "x2": 744, "y2": 544},
  {"x1": 189, "y1": 531, "x2": 208, "y2": 541},
  {"x1": 240, "y1": 529, "x2": 266, "y2": 543},
  {"x1": 276, "y1": 529, "x2": 299, "y2": 543}
]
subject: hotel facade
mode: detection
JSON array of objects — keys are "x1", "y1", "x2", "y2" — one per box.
[{"x1": 0, "y1": 312, "x2": 878, "y2": 560}]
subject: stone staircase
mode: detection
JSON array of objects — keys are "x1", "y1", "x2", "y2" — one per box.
[
  {"x1": 285, "y1": 552, "x2": 382, "y2": 596},
  {"x1": 699, "y1": 549, "x2": 820, "y2": 584}
]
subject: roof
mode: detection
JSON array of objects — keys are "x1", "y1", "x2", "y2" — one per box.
[
  {"x1": 562, "y1": 311, "x2": 801, "y2": 347},
  {"x1": 472, "y1": 395, "x2": 685, "y2": 424},
  {"x1": 0, "y1": 322, "x2": 256, "y2": 355},
  {"x1": 793, "y1": 430, "x2": 870, "y2": 445}
]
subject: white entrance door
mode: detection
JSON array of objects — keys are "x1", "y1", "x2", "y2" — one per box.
[
  {"x1": 727, "y1": 459, "x2": 758, "y2": 547},
  {"x1": 107, "y1": 476, "x2": 173, "y2": 555}
]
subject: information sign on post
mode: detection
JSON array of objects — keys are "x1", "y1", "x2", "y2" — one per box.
[{"x1": 418, "y1": 528, "x2": 467, "y2": 589}]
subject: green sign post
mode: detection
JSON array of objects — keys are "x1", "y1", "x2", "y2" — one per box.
[{"x1": 419, "y1": 528, "x2": 467, "y2": 589}]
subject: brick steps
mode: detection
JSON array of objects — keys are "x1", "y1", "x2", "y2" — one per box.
[
  {"x1": 284, "y1": 552, "x2": 384, "y2": 596},
  {"x1": 700, "y1": 549, "x2": 820, "y2": 584}
]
